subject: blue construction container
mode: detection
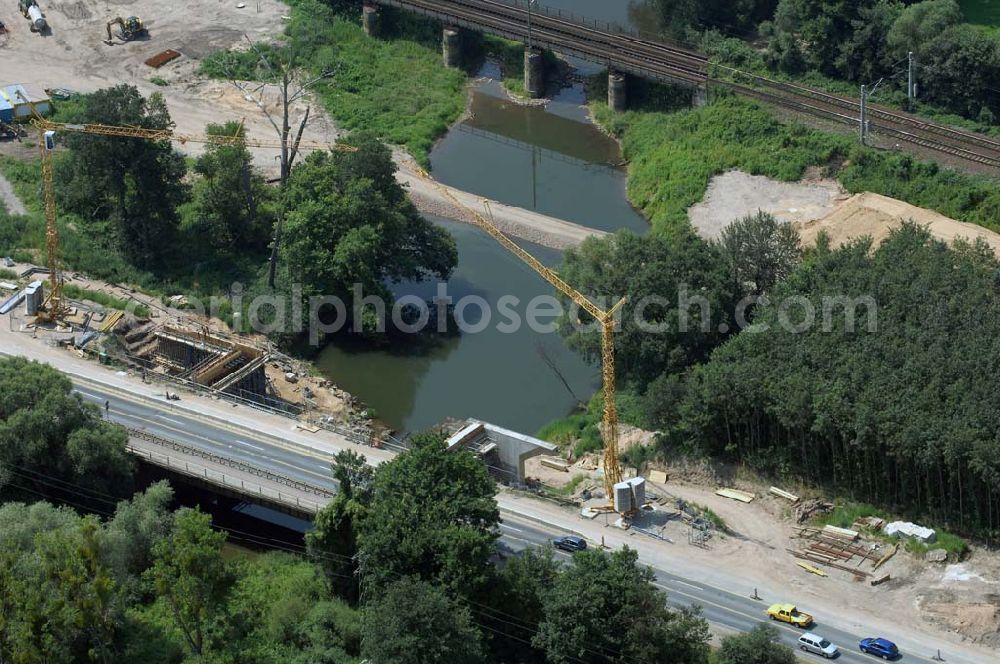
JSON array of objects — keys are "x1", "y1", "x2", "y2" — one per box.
[
  {"x1": 1, "y1": 84, "x2": 51, "y2": 119},
  {"x1": 0, "y1": 96, "x2": 12, "y2": 124}
]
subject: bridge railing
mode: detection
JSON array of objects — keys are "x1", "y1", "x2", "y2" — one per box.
[
  {"x1": 127, "y1": 427, "x2": 334, "y2": 513},
  {"x1": 128, "y1": 445, "x2": 328, "y2": 514}
]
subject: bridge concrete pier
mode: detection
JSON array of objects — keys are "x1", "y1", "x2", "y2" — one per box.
[
  {"x1": 608, "y1": 71, "x2": 627, "y2": 112},
  {"x1": 693, "y1": 84, "x2": 708, "y2": 108},
  {"x1": 524, "y1": 47, "x2": 544, "y2": 98},
  {"x1": 442, "y1": 27, "x2": 461, "y2": 68},
  {"x1": 362, "y1": 3, "x2": 380, "y2": 37}
]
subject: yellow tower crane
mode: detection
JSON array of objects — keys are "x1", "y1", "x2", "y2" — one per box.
[
  {"x1": 29, "y1": 117, "x2": 356, "y2": 322},
  {"x1": 30, "y1": 118, "x2": 629, "y2": 510}
]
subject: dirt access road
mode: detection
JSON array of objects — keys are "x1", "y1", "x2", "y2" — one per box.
[{"x1": 0, "y1": 0, "x2": 600, "y2": 248}]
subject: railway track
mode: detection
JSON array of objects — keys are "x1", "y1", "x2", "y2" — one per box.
[
  {"x1": 380, "y1": 0, "x2": 708, "y2": 84},
  {"x1": 717, "y1": 67, "x2": 1000, "y2": 167},
  {"x1": 378, "y1": 0, "x2": 1000, "y2": 171}
]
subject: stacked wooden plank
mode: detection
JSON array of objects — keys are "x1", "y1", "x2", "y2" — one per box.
[
  {"x1": 786, "y1": 548, "x2": 870, "y2": 581},
  {"x1": 822, "y1": 525, "x2": 860, "y2": 541},
  {"x1": 715, "y1": 488, "x2": 755, "y2": 503},
  {"x1": 769, "y1": 486, "x2": 800, "y2": 503}
]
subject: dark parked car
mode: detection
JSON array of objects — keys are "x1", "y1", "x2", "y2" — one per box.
[
  {"x1": 552, "y1": 535, "x2": 587, "y2": 552},
  {"x1": 859, "y1": 638, "x2": 899, "y2": 660}
]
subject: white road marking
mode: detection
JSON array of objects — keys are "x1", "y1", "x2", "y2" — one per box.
[
  {"x1": 236, "y1": 440, "x2": 264, "y2": 451},
  {"x1": 500, "y1": 524, "x2": 524, "y2": 533}
]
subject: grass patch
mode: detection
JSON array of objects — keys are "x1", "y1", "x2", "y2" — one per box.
[
  {"x1": 689, "y1": 502, "x2": 727, "y2": 532},
  {"x1": 63, "y1": 283, "x2": 150, "y2": 317},
  {"x1": 962, "y1": 0, "x2": 1000, "y2": 34},
  {"x1": 816, "y1": 501, "x2": 969, "y2": 558},
  {"x1": 594, "y1": 93, "x2": 850, "y2": 235},
  {"x1": 537, "y1": 390, "x2": 645, "y2": 458},
  {"x1": 839, "y1": 151, "x2": 1000, "y2": 231},
  {"x1": 482, "y1": 34, "x2": 528, "y2": 97},
  {"x1": 817, "y1": 502, "x2": 890, "y2": 530},
  {"x1": 200, "y1": 0, "x2": 469, "y2": 166},
  {"x1": 537, "y1": 409, "x2": 603, "y2": 458},
  {"x1": 149, "y1": 77, "x2": 169, "y2": 87},
  {"x1": 550, "y1": 473, "x2": 589, "y2": 496},
  {"x1": 0, "y1": 268, "x2": 16, "y2": 281},
  {"x1": 591, "y1": 90, "x2": 1000, "y2": 236},
  {"x1": 905, "y1": 531, "x2": 969, "y2": 559}
]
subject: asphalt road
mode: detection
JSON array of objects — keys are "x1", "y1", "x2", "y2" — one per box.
[
  {"x1": 499, "y1": 515, "x2": 928, "y2": 664},
  {"x1": 73, "y1": 375, "x2": 950, "y2": 664}
]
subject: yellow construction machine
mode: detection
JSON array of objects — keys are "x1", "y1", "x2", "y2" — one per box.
[{"x1": 104, "y1": 16, "x2": 145, "y2": 45}]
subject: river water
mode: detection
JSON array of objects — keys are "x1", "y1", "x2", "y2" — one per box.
[
  {"x1": 508, "y1": 0, "x2": 659, "y2": 35},
  {"x1": 316, "y1": 59, "x2": 648, "y2": 436}
]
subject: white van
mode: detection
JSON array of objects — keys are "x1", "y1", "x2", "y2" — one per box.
[{"x1": 798, "y1": 632, "x2": 839, "y2": 658}]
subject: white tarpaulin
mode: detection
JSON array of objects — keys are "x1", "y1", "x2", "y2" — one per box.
[{"x1": 884, "y1": 520, "x2": 936, "y2": 544}]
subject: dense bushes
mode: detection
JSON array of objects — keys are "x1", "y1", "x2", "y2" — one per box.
[
  {"x1": 595, "y1": 94, "x2": 1000, "y2": 236},
  {"x1": 595, "y1": 95, "x2": 850, "y2": 235}
]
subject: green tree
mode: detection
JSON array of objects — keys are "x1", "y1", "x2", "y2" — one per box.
[
  {"x1": 888, "y1": 1, "x2": 1000, "y2": 118},
  {"x1": 306, "y1": 450, "x2": 374, "y2": 602},
  {"x1": 360, "y1": 577, "x2": 484, "y2": 664},
  {"x1": 534, "y1": 547, "x2": 710, "y2": 664},
  {"x1": 834, "y1": 0, "x2": 902, "y2": 82},
  {"x1": 357, "y1": 432, "x2": 499, "y2": 598},
  {"x1": 0, "y1": 357, "x2": 134, "y2": 505},
  {"x1": 280, "y1": 132, "x2": 457, "y2": 333},
  {"x1": 146, "y1": 508, "x2": 231, "y2": 657},
  {"x1": 678, "y1": 224, "x2": 1000, "y2": 534},
  {"x1": 57, "y1": 84, "x2": 188, "y2": 267},
  {"x1": 102, "y1": 481, "x2": 174, "y2": 589},
  {"x1": 224, "y1": 552, "x2": 361, "y2": 663},
  {"x1": 0, "y1": 514, "x2": 126, "y2": 663},
  {"x1": 557, "y1": 229, "x2": 736, "y2": 390},
  {"x1": 649, "y1": 0, "x2": 778, "y2": 38},
  {"x1": 717, "y1": 210, "x2": 801, "y2": 300},
  {"x1": 190, "y1": 121, "x2": 275, "y2": 252},
  {"x1": 718, "y1": 624, "x2": 796, "y2": 664},
  {"x1": 480, "y1": 547, "x2": 559, "y2": 663}
]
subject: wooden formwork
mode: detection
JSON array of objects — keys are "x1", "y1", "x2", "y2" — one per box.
[{"x1": 789, "y1": 526, "x2": 886, "y2": 580}]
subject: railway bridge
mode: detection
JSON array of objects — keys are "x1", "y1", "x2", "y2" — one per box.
[
  {"x1": 368, "y1": 0, "x2": 709, "y2": 108},
  {"x1": 364, "y1": 0, "x2": 1000, "y2": 169}
]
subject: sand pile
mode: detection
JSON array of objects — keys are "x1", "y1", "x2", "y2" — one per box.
[{"x1": 797, "y1": 193, "x2": 1000, "y2": 256}]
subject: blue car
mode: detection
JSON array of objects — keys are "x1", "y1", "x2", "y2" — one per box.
[{"x1": 859, "y1": 637, "x2": 899, "y2": 660}]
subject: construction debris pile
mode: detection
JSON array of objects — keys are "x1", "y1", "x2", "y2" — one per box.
[
  {"x1": 789, "y1": 525, "x2": 896, "y2": 583},
  {"x1": 794, "y1": 498, "x2": 834, "y2": 523}
]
